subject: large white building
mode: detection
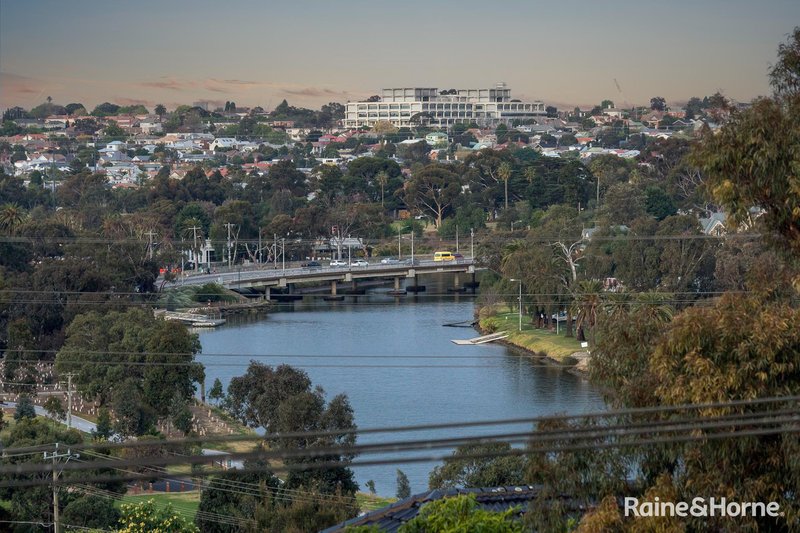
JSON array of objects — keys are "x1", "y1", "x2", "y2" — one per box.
[{"x1": 344, "y1": 83, "x2": 546, "y2": 129}]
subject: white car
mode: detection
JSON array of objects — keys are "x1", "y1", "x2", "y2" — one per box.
[
  {"x1": 329, "y1": 259, "x2": 347, "y2": 267},
  {"x1": 380, "y1": 257, "x2": 400, "y2": 264},
  {"x1": 352, "y1": 259, "x2": 369, "y2": 267}
]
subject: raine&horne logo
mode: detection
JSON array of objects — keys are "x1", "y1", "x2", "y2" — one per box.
[{"x1": 624, "y1": 497, "x2": 784, "y2": 518}]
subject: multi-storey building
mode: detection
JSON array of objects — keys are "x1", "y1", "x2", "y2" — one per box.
[{"x1": 344, "y1": 83, "x2": 546, "y2": 129}]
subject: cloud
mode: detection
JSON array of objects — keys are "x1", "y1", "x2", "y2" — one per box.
[
  {"x1": 0, "y1": 71, "x2": 54, "y2": 107},
  {"x1": 139, "y1": 77, "x2": 191, "y2": 91},
  {"x1": 114, "y1": 97, "x2": 152, "y2": 106},
  {"x1": 210, "y1": 78, "x2": 259, "y2": 86},
  {"x1": 280, "y1": 86, "x2": 351, "y2": 98}
]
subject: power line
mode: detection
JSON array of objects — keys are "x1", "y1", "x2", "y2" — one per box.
[
  {"x1": 5, "y1": 417, "x2": 797, "y2": 489},
  {"x1": 4, "y1": 394, "x2": 797, "y2": 457}
]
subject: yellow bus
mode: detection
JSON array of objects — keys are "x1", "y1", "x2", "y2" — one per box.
[{"x1": 433, "y1": 251, "x2": 455, "y2": 262}]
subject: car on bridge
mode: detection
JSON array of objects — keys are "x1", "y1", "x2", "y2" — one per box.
[
  {"x1": 330, "y1": 259, "x2": 347, "y2": 267},
  {"x1": 352, "y1": 259, "x2": 369, "y2": 267},
  {"x1": 380, "y1": 257, "x2": 400, "y2": 264}
]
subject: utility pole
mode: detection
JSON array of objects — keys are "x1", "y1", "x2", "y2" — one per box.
[
  {"x1": 281, "y1": 238, "x2": 285, "y2": 273},
  {"x1": 225, "y1": 223, "x2": 235, "y2": 268},
  {"x1": 596, "y1": 176, "x2": 600, "y2": 212},
  {"x1": 258, "y1": 228, "x2": 262, "y2": 265},
  {"x1": 470, "y1": 228, "x2": 474, "y2": 260},
  {"x1": 411, "y1": 231, "x2": 415, "y2": 264},
  {"x1": 398, "y1": 233, "x2": 401, "y2": 259},
  {"x1": 190, "y1": 226, "x2": 201, "y2": 271},
  {"x1": 145, "y1": 230, "x2": 157, "y2": 261},
  {"x1": 456, "y1": 224, "x2": 459, "y2": 253},
  {"x1": 45, "y1": 443, "x2": 80, "y2": 533},
  {"x1": 62, "y1": 373, "x2": 74, "y2": 429}
]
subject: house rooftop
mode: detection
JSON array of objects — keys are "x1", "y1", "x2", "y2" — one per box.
[{"x1": 321, "y1": 486, "x2": 546, "y2": 533}]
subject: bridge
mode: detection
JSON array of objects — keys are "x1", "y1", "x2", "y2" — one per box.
[{"x1": 166, "y1": 258, "x2": 477, "y2": 299}]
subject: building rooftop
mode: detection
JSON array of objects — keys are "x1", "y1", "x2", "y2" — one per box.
[{"x1": 321, "y1": 485, "x2": 545, "y2": 532}]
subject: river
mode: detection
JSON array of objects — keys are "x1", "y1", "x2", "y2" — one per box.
[{"x1": 197, "y1": 275, "x2": 605, "y2": 496}]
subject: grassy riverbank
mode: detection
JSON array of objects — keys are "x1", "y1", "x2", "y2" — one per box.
[{"x1": 478, "y1": 307, "x2": 584, "y2": 362}]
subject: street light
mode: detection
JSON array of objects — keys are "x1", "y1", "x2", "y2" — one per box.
[{"x1": 509, "y1": 278, "x2": 522, "y2": 332}]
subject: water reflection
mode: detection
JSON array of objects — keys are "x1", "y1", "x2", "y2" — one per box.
[{"x1": 197, "y1": 275, "x2": 605, "y2": 496}]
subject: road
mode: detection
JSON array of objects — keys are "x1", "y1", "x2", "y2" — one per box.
[
  {"x1": 3, "y1": 402, "x2": 242, "y2": 468},
  {"x1": 163, "y1": 258, "x2": 475, "y2": 289},
  {"x1": 3, "y1": 401, "x2": 97, "y2": 433}
]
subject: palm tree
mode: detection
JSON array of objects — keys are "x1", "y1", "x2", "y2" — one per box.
[
  {"x1": 632, "y1": 291, "x2": 674, "y2": 325},
  {"x1": 571, "y1": 279, "x2": 604, "y2": 346},
  {"x1": 0, "y1": 203, "x2": 27, "y2": 235},
  {"x1": 498, "y1": 162, "x2": 512, "y2": 211},
  {"x1": 524, "y1": 166, "x2": 536, "y2": 185},
  {"x1": 602, "y1": 291, "x2": 633, "y2": 320},
  {"x1": 376, "y1": 171, "x2": 389, "y2": 206}
]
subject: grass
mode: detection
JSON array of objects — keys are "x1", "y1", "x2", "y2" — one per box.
[
  {"x1": 116, "y1": 490, "x2": 395, "y2": 523},
  {"x1": 479, "y1": 308, "x2": 584, "y2": 362},
  {"x1": 200, "y1": 405, "x2": 260, "y2": 454},
  {"x1": 357, "y1": 492, "x2": 397, "y2": 512},
  {"x1": 118, "y1": 490, "x2": 201, "y2": 521}
]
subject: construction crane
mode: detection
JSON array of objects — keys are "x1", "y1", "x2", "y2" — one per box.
[{"x1": 614, "y1": 78, "x2": 635, "y2": 118}]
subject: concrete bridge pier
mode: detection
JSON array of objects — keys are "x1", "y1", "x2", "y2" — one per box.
[
  {"x1": 331, "y1": 280, "x2": 338, "y2": 296},
  {"x1": 394, "y1": 277, "x2": 401, "y2": 290},
  {"x1": 454, "y1": 273, "x2": 460, "y2": 288},
  {"x1": 264, "y1": 287, "x2": 271, "y2": 300},
  {"x1": 287, "y1": 283, "x2": 294, "y2": 294}
]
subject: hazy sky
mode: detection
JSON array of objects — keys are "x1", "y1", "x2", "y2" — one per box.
[{"x1": 1, "y1": 0, "x2": 798, "y2": 112}]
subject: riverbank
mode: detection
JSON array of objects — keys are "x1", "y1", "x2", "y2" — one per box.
[{"x1": 477, "y1": 306, "x2": 590, "y2": 375}]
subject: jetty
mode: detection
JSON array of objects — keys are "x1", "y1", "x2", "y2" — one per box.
[
  {"x1": 451, "y1": 332, "x2": 508, "y2": 345},
  {"x1": 161, "y1": 311, "x2": 226, "y2": 327}
]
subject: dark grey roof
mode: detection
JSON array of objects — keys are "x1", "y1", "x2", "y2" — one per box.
[{"x1": 321, "y1": 486, "x2": 542, "y2": 533}]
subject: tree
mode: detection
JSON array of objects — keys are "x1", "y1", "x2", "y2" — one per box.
[
  {"x1": 366, "y1": 480, "x2": 376, "y2": 495},
  {"x1": 91, "y1": 102, "x2": 121, "y2": 117},
  {"x1": 400, "y1": 494, "x2": 524, "y2": 533},
  {"x1": 197, "y1": 466, "x2": 281, "y2": 533},
  {"x1": 403, "y1": 165, "x2": 462, "y2": 227},
  {"x1": 155, "y1": 104, "x2": 167, "y2": 118},
  {"x1": 64, "y1": 102, "x2": 86, "y2": 115},
  {"x1": 498, "y1": 161, "x2": 512, "y2": 211},
  {"x1": 396, "y1": 469, "x2": 411, "y2": 499},
  {"x1": 43, "y1": 396, "x2": 66, "y2": 423},
  {"x1": 0, "y1": 202, "x2": 27, "y2": 234},
  {"x1": 94, "y1": 406, "x2": 113, "y2": 440},
  {"x1": 769, "y1": 26, "x2": 800, "y2": 98},
  {"x1": 376, "y1": 170, "x2": 389, "y2": 206},
  {"x1": 118, "y1": 499, "x2": 199, "y2": 532},
  {"x1": 601, "y1": 99, "x2": 614, "y2": 109},
  {"x1": 649, "y1": 96, "x2": 666, "y2": 111},
  {"x1": 590, "y1": 292, "x2": 673, "y2": 408},
  {"x1": 429, "y1": 442, "x2": 526, "y2": 490},
  {"x1": 208, "y1": 378, "x2": 225, "y2": 405},
  {"x1": 14, "y1": 394, "x2": 36, "y2": 420},
  {"x1": 694, "y1": 80, "x2": 800, "y2": 260},
  {"x1": 224, "y1": 363, "x2": 358, "y2": 495},
  {"x1": 62, "y1": 495, "x2": 120, "y2": 530},
  {"x1": 0, "y1": 418, "x2": 86, "y2": 526},
  {"x1": 570, "y1": 279, "x2": 604, "y2": 345},
  {"x1": 55, "y1": 308, "x2": 202, "y2": 429},
  {"x1": 545, "y1": 105, "x2": 558, "y2": 118},
  {"x1": 170, "y1": 390, "x2": 194, "y2": 435},
  {"x1": 644, "y1": 294, "x2": 800, "y2": 530}
]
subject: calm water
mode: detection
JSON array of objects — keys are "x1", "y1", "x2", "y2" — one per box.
[{"x1": 197, "y1": 276, "x2": 605, "y2": 496}]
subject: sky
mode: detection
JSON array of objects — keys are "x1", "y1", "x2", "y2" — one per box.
[{"x1": 1, "y1": 0, "x2": 799, "y2": 113}]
